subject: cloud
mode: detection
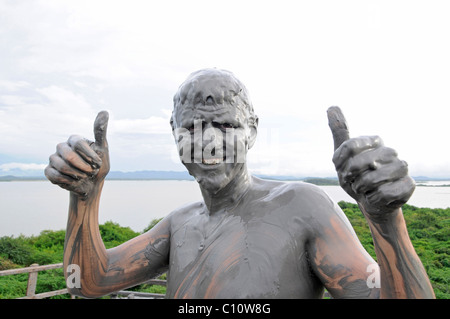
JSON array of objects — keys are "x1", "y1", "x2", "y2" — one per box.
[
  {"x1": 0, "y1": 84, "x2": 97, "y2": 161},
  {"x1": 0, "y1": 80, "x2": 30, "y2": 92},
  {"x1": 111, "y1": 114, "x2": 171, "y2": 136},
  {"x1": 0, "y1": 162, "x2": 47, "y2": 172},
  {"x1": 1, "y1": 1, "x2": 450, "y2": 177}
]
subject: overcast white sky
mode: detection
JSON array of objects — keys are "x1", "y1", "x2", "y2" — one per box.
[{"x1": 0, "y1": 0, "x2": 449, "y2": 178}]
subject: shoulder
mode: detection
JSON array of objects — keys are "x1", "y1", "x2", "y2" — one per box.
[
  {"x1": 165, "y1": 200, "x2": 205, "y2": 230},
  {"x1": 252, "y1": 176, "x2": 352, "y2": 228},
  {"x1": 252, "y1": 176, "x2": 336, "y2": 208}
]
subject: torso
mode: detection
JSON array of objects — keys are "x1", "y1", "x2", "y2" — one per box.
[{"x1": 165, "y1": 178, "x2": 329, "y2": 298}]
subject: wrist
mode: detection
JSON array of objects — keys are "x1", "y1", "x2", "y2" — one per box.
[
  {"x1": 70, "y1": 178, "x2": 104, "y2": 202},
  {"x1": 361, "y1": 205, "x2": 410, "y2": 244},
  {"x1": 358, "y1": 202, "x2": 402, "y2": 225}
]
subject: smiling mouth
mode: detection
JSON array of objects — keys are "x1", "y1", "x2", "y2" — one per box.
[
  {"x1": 197, "y1": 147, "x2": 227, "y2": 165},
  {"x1": 202, "y1": 157, "x2": 223, "y2": 165}
]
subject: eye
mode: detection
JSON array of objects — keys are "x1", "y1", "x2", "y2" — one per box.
[
  {"x1": 187, "y1": 122, "x2": 203, "y2": 133},
  {"x1": 221, "y1": 123, "x2": 234, "y2": 130},
  {"x1": 213, "y1": 122, "x2": 235, "y2": 131}
]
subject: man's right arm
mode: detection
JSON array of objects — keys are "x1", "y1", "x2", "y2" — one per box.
[
  {"x1": 64, "y1": 189, "x2": 170, "y2": 298},
  {"x1": 45, "y1": 111, "x2": 170, "y2": 298}
]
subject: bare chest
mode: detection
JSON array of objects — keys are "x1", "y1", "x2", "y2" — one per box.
[{"x1": 166, "y1": 211, "x2": 319, "y2": 298}]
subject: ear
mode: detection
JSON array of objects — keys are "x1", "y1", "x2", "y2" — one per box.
[
  {"x1": 170, "y1": 114, "x2": 175, "y2": 131},
  {"x1": 247, "y1": 116, "x2": 258, "y2": 150},
  {"x1": 170, "y1": 115, "x2": 178, "y2": 143}
]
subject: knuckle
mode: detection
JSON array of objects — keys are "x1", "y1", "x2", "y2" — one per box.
[
  {"x1": 400, "y1": 159, "x2": 408, "y2": 169},
  {"x1": 403, "y1": 175, "x2": 416, "y2": 190},
  {"x1": 68, "y1": 134, "x2": 82, "y2": 142},
  {"x1": 344, "y1": 139, "x2": 355, "y2": 152},
  {"x1": 333, "y1": 142, "x2": 351, "y2": 167},
  {"x1": 49, "y1": 153, "x2": 59, "y2": 163},
  {"x1": 391, "y1": 159, "x2": 409, "y2": 176},
  {"x1": 45, "y1": 167, "x2": 65, "y2": 185},
  {"x1": 353, "y1": 176, "x2": 368, "y2": 194},
  {"x1": 372, "y1": 135, "x2": 384, "y2": 146},
  {"x1": 69, "y1": 135, "x2": 83, "y2": 149},
  {"x1": 44, "y1": 165, "x2": 53, "y2": 178},
  {"x1": 332, "y1": 152, "x2": 340, "y2": 166},
  {"x1": 399, "y1": 161, "x2": 409, "y2": 175},
  {"x1": 346, "y1": 156, "x2": 358, "y2": 172},
  {"x1": 56, "y1": 142, "x2": 66, "y2": 151},
  {"x1": 388, "y1": 146, "x2": 398, "y2": 157},
  {"x1": 68, "y1": 135, "x2": 92, "y2": 153},
  {"x1": 355, "y1": 137, "x2": 369, "y2": 148},
  {"x1": 381, "y1": 146, "x2": 398, "y2": 159}
]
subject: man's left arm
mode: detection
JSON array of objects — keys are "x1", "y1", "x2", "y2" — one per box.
[
  {"x1": 361, "y1": 205, "x2": 435, "y2": 298},
  {"x1": 326, "y1": 106, "x2": 435, "y2": 299}
]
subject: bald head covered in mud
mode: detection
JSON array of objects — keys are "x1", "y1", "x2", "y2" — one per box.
[
  {"x1": 171, "y1": 68, "x2": 257, "y2": 126},
  {"x1": 46, "y1": 68, "x2": 434, "y2": 298}
]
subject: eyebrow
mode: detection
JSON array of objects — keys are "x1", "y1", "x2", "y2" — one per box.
[{"x1": 180, "y1": 108, "x2": 245, "y2": 126}]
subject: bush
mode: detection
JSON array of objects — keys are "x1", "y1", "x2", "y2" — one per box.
[
  {"x1": 99, "y1": 221, "x2": 140, "y2": 248},
  {"x1": 0, "y1": 273, "x2": 28, "y2": 298},
  {"x1": 31, "y1": 230, "x2": 66, "y2": 249},
  {"x1": 0, "y1": 256, "x2": 20, "y2": 271},
  {"x1": 0, "y1": 236, "x2": 33, "y2": 266},
  {"x1": 35, "y1": 268, "x2": 68, "y2": 299},
  {"x1": 30, "y1": 249, "x2": 61, "y2": 265},
  {"x1": 338, "y1": 201, "x2": 450, "y2": 299},
  {"x1": 142, "y1": 218, "x2": 163, "y2": 233}
]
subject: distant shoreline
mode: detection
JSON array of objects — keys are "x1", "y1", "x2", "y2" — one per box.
[{"x1": 1, "y1": 173, "x2": 449, "y2": 187}]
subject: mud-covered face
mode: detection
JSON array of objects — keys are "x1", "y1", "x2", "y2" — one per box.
[{"x1": 172, "y1": 102, "x2": 257, "y2": 194}]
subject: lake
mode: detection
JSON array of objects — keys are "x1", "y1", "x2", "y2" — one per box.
[{"x1": 0, "y1": 180, "x2": 449, "y2": 237}]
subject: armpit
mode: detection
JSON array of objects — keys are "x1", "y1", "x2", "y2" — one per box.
[{"x1": 145, "y1": 237, "x2": 169, "y2": 260}]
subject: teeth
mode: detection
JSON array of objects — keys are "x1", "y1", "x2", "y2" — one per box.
[{"x1": 202, "y1": 158, "x2": 223, "y2": 165}]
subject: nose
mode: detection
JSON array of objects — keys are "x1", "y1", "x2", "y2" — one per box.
[
  {"x1": 191, "y1": 122, "x2": 224, "y2": 162},
  {"x1": 200, "y1": 122, "x2": 222, "y2": 149}
]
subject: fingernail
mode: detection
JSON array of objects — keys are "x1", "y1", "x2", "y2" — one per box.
[{"x1": 92, "y1": 159, "x2": 102, "y2": 169}]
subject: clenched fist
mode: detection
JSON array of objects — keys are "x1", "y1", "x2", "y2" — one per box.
[
  {"x1": 45, "y1": 111, "x2": 110, "y2": 200},
  {"x1": 327, "y1": 106, "x2": 415, "y2": 219}
]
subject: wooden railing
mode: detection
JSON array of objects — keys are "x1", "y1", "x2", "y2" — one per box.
[
  {"x1": 0, "y1": 263, "x2": 69, "y2": 299},
  {"x1": 0, "y1": 263, "x2": 166, "y2": 299},
  {"x1": 1, "y1": 263, "x2": 332, "y2": 299},
  {"x1": 111, "y1": 279, "x2": 166, "y2": 299}
]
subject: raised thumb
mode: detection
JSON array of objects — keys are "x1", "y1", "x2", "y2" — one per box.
[
  {"x1": 327, "y1": 106, "x2": 350, "y2": 151},
  {"x1": 94, "y1": 110, "x2": 109, "y2": 148}
]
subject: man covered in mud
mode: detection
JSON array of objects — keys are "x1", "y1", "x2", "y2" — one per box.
[{"x1": 45, "y1": 68, "x2": 434, "y2": 298}]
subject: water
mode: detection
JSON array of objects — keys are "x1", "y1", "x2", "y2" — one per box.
[{"x1": 0, "y1": 180, "x2": 449, "y2": 237}]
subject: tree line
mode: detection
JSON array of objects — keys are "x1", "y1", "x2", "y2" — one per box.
[{"x1": 1, "y1": 202, "x2": 448, "y2": 298}]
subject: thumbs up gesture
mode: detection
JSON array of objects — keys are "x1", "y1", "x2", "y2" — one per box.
[
  {"x1": 327, "y1": 106, "x2": 415, "y2": 219},
  {"x1": 45, "y1": 111, "x2": 110, "y2": 200}
]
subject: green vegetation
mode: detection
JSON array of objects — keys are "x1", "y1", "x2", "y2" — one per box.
[
  {"x1": 339, "y1": 201, "x2": 449, "y2": 299},
  {"x1": 0, "y1": 219, "x2": 163, "y2": 299},
  {"x1": 1, "y1": 204, "x2": 449, "y2": 299}
]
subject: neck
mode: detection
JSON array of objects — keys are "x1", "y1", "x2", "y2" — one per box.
[{"x1": 200, "y1": 165, "x2": 252, "y2": 215}]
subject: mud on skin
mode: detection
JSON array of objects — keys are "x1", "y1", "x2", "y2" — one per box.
[{"x1": 45, "y1": 68, "x2": 434, "y2": 299}]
